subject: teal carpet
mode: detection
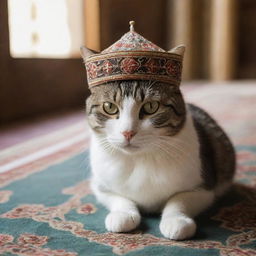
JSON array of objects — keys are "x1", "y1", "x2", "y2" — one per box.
[{"x1": 0, "y1": 146, "x2": 256, "y2": 256}]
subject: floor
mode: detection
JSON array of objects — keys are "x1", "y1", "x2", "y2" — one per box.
[
  {"x1": 0, "y1": 81, "x2": 255, "y2": 256},
  {"x1": 0, "y1": 110, "x2": 86, "y2": 150}
]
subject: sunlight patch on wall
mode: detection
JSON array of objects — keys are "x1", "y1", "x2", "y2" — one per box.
[{"x1": 8, "y1": 0, "x2": 84, "y2": 58}]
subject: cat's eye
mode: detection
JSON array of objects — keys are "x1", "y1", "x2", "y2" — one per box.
[
  {"x1": 142, "y1": 101, "x2": 159, "y2": 115},
  {"x1": 103, "y1": 102, "x2": 119, "y2": 115}
]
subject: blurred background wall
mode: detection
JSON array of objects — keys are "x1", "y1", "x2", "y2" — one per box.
[{"x1": 0, "y1": 0, "x2": 255, "y2": 124}]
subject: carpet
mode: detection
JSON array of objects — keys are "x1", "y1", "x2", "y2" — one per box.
[{"x1": 0, "y1": 83, "x2": 255, "y2": 256}]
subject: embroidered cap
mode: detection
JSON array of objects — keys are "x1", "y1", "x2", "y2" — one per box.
[{"x1": 81, "y1": 21, "x2": 185, "y2": 89}]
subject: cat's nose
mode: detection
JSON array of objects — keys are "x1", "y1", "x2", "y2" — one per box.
[{"x1": 122, "y1": 130, "x2": 136, "y2": 141}]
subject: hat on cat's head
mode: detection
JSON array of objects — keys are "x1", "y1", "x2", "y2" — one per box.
[{"x1": 81, "y1": 21, "x2": 185, "y2": 89}]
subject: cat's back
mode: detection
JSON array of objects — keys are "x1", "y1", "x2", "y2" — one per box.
[{"x1": 188, "y1": 103, "x2": 236, "y2": 194}]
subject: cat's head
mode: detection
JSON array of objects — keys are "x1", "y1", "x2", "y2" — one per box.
[
  {"x1": 82, "y1": 44, "x2": 186, "y2": 154},
  {"x1": 86, "y1": 80, "x2": 186, "y2": 155}
]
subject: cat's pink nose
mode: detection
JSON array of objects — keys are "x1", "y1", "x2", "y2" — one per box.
[{"x1": 122, "y1": 130, "x2": 136, "y2": 141}]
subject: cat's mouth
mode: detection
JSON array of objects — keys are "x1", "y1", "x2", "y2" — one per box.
[
  {"x1": 119, "y1": 143, "x2": 140, "y2": 154},
  {"x1": 107, "y1": 138, "x2": 141, "y2": 153},
  {"x1": 114, "y1": 142, "x2": 140, "y2": 153},
  {"x1": 123, "y1": 144, "x2": 139, "y2": 149}
]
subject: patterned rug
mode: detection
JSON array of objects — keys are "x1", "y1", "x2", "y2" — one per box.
[{"x1": 0, "y1": 83, "x2": 256, "y2": 256}]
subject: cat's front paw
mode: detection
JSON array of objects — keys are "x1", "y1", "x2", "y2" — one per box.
[
  {"x1": 105, "y1": 211, "x2": 141, "y2": 233},
  {"x1": 160, "y1": 215, "x2": 196, "y2": 240}
]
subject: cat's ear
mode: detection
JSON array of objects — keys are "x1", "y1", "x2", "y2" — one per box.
[
  {"x1": 80, "y1": 46, "x2": 99, "y2": 61},
  {"x1": 168, "y1": 44, "x2": 185, "y2": 58}
]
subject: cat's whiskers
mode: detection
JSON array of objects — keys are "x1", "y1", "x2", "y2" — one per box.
[
  {"x1": 158, "y1": 145, "x2": 197, "y2": 173},
  {"x1": 107, "y1": 137, "x2": 124, "y2": 143},
  {"x1": 151, "y1": 141, "x2": 183, "y2": 160},
  {"x1": 171, "y1": 144, "x2": 198, "y2": 165},
  {"x1": 157, "y1": 138, "x2": 199, "y2": 169},
  {"x1": 164, "y1": 137, "x2": 196, "y2": 154},
  {"x1": 96, "y1": 137, "x2": 117, "y2": 155},
  {"x1": 150, "y1": 142, "x2": 184, "y2": 170},
  {"x1": 170, "y1": 134, "x2": 197, "y2": 147}
]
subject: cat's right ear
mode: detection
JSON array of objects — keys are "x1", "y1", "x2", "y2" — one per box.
[
  {"x1": 168, "y1": 45, "x2": 185, "y2": 58},
  {"x1": 80, "y1": 46, "x2": 99, "y2": 61}
]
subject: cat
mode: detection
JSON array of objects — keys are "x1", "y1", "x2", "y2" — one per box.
[{"x1": 81, "y1": 47, "x2": 236, "y2": 240}]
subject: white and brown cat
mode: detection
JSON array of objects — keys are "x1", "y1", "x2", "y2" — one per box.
[{"x1": 81, "y1": 46, "x2": 235, "y2": 240}]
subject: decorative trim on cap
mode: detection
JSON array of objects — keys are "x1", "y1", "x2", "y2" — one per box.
[{"x1": 85, "y1": 51, "x2": 183, "y2": 88}]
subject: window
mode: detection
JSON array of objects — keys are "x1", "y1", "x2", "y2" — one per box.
[{"x1": 8, "y1": 0, "x2": 84, "y2": 58}]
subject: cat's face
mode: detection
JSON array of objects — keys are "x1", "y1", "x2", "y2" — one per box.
[{"x1": 86, "y1": 81, "x2": 186, "y2": 154}]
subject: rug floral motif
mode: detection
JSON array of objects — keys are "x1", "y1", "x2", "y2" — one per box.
[{"x1": 0, "y1": 146, "x2": 256, "y2": 256}]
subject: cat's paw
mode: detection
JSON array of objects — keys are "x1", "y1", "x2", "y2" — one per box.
[
  {"x1": 105, "y1": 211, "x2": 141, "y2": 233},
  {"x1": 159, "y1": 215, "x2": 196, "y2": 240}
]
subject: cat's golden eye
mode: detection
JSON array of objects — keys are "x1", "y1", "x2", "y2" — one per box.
[
  {"x1": 103, "y1": 102, "x2": 119, "y2": 115},
  {"x1": 142, "y1": 101, "x2": 159, "y2": 115}
]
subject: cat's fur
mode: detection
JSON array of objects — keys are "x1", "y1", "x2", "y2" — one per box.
[{"x1": 85, "y1": 80, "x2": 235, "y2": 240}]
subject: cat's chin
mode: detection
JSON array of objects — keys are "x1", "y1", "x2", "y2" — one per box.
[{"x1": 118, "y1": 144, "x2": 142, "y2": 155}]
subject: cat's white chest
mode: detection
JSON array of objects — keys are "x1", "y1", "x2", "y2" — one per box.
[
  {"x1": 91, "y1": 143, "x2": 202, "y2": 212},
  {"x1": 90, "y1": 113, "x2": 203, "y2": 212}
]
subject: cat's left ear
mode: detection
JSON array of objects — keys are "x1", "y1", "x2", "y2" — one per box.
[
  {"x1": 168, "y1": 44, "x2": 185, "y2": 58},
  {"x1": 80, "y1": 46, "x2": 99, "y2": 61}
]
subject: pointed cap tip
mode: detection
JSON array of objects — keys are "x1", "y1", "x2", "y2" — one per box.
[{"x1": 129, "y1": 20, "x2": 135, "y2": 31}]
